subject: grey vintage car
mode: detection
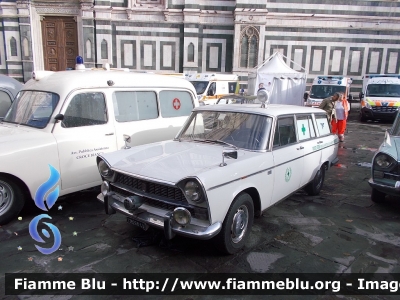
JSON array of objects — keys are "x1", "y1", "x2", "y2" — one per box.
[
  {"x1": 0, "y1": 74, "x2": 23, "y2": 118},
  {"x1": 369, "y1": 113, "x2": 400, "y2": 202}
]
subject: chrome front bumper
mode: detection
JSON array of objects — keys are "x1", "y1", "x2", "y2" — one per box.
[
  {"x1": 368, "y1": 178, "x2": 400, "y2": 197},
  {"x1": 97, "y1": 193, "x2": 221, "y2": 240}
]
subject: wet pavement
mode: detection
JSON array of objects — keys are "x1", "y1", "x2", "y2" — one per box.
[{"x1": 1, "y1": 110, "x2": 400, "y2": 300}]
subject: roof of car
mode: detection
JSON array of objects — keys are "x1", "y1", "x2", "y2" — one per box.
[
  {"x1": 23, "y1": 70, "x2": 196, "y2": 97},
  {"x1": 194, "y1": 103, "x2": 326, "y2": 116},
  {"x1": 0, "y1": 74, "x2": 23, "y2": 97}
]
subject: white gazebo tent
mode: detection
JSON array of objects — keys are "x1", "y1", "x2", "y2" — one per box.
[{"x1": 247, "y1": 51, "x2": 307, "y2": 106}]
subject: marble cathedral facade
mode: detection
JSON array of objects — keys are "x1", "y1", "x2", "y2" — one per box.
[{"x1": 1, "y1": 0, "x2": 400, "y2": 92}]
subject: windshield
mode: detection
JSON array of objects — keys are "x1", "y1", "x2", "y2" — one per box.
[
  {"x1": 178, "y1": 111, "x2": 272, "y2": 151},
  {"x1": 366, "y1": 84, "x2": 400, "y2": 97},
  {"x1": 309, "y1": 85, "x2": 346, "y2": 99},
  {"x1": 190, "y1": 81, "x2": 209, "y2": 95},
  {"x1": 3, "y1": 91, "x2": 60, "y2": 129}
]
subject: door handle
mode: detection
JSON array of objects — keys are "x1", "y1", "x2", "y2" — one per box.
[
  {"x1": 105, "y1": 133, "x2": 114, "y2": 136},
  {"x1": 317, "y1": 141, "x2": 323, "y2": 144},
  {"x1": 297, "y1": 146, "x2": 304, "y2": 150}
]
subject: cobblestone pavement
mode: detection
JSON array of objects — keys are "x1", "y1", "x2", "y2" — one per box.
[{"x1": 1, "y1": 109, "x2": 400, "y2": 300}]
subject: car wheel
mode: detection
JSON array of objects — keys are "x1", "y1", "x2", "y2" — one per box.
[
  {"x1": 304, "y1": 165, "x2": 325, "y2": 196},
  {"x1": 371, "y1": 188, "x2": 386, "y2": 203},
  {"x1": 214, "y1": 192, "x2": 254, "y2": 255},
  {"x1": 359, "y1": 112, "x2": 367, "y2": 122},
  {"x1": 0, "y1": 176, "x2": 26, "y2": 225}
]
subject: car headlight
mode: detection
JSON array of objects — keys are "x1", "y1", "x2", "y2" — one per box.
[
  {"x1": 184, "y1": 181, "x2": 203, "y2": 203},
  {"x1": 98, "y1": 160, "x2": 114, "y2": 180},
  {"x1": 374, "y1": 153, "x2": 396, "y2": 170},
  {"x1": 363, "y1": 100, "x2": 372, "y2": 109}
]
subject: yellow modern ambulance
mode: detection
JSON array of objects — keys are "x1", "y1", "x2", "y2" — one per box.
[
  {"x1": 185, "y1": 73, "x2": 240, "y2": 105},
  {"x1": 306, "y1": 76, "x2": 353, "y2": 108},
  {"x1": 359, "y1": 74, "x2": 400, "y2": 122}
]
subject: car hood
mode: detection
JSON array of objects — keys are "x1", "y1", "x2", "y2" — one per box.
[
  {"x1": 377, "y1": 134, "x2": 400, "y2": 159},
  {"x1": 101, "y1": 140, "x2": 254, "y2": 184},
  {"x1": 0, "y1": 123, "x2": 55, "y2": 156}
]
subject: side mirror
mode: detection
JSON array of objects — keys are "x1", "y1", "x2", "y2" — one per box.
[
  {"x1": 123, "y1": 134, "x2": 131, "y2": 149},
  {"x1": 303, "y1": 92, "x2": 309, "y2": 101},
  {"x1": 348, "y1": 94, "x2": 353, "y2": 101},
  {"x1": 359, "y1": 92, "x2": 364, "y2": 101},
  {"x1": 220, "y1": 149, "x2": 238, "y2": 167},
  {"x1": 54, "y1": 114, "x2": 64, "y2": 121}
]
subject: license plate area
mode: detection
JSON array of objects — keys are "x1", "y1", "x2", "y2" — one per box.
[{"x1": 127, "y1": 217, "x2": 149, "y2": 231}]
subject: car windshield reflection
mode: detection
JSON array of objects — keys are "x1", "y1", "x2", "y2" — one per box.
[
  {"x1": 178, "y1": 111, "x2": 272, "y2": 151},
  {"x1": 367, "y1": 84, "x2": 400, "y2": 97},
  {"x1": 190, "y1": 81, "x2": 209, "y2": 95},
  {"x1": 3, "y1": 90, "x2": 60, "y2": 129}
]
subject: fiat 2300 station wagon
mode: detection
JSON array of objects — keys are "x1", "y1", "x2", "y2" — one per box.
[{"x1": 97, "y1": 95, "x2": 339, "y2": 254}]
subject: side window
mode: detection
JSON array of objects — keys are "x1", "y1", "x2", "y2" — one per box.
[
  {"x1": 315, "y1": 114, "x2": 331, "y2": 136},
  {"x1": 207, "y1": 82, "x2": 216, "y2": 96},
  {"x1": 228, "y1": 82, "x2": 237, "y2": 93},
  {"x1": 0, "y1": 91, "x2": 12, "y2": 117},
  {"x1": 296, "y1": 115, "x2": 316, "y2": 141},
  {"x1": 273, "y1": 116, "x2": 297, "y2": 147},
  {"x1": 113, "y1": 91, "x2": 158, "y2": 122},
  {"x1": 159, "y1": 90, "x2": 194, "y2": 118},
  {"x1": 62, "y1": 92, "x2": 107, "y2": 128}
]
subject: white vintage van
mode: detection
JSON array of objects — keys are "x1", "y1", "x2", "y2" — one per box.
[
  {"x1": 0, "y1": 67, "x2": 198, "y2": 225},
  {"x1": 97, "y1": 91, "x2": 339, "y2": 254},
  {"x1": 185, "y1": 73, "x2": 239, "y2": 105}
]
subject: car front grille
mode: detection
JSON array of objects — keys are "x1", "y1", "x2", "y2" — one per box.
[
  {"x1": 115, "y1": 173, "x2": 186, "y2": 202},
  {"x1": 110, "y1": 184, "x2": 208, "y2": 220},
  {"x1": 371, "y1": 106, "x2": 398, "y2": 112}
]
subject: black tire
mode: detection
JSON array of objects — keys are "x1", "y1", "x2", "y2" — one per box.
[
  {"x1": 0, "y1": 176, "x2": 26, "y2": 225},
  {"x1": 214, "y1": 192, "x2": 254, "y2": 255},
  {"x1": 359, "y1": 112, "x2": 367, "y2": 122},
  {"x1": 371, "y1": 188, "x2": 386, "y2": 203},
  {"x1": 304, "y1": 166, "x2": 325, "y2": 196}
]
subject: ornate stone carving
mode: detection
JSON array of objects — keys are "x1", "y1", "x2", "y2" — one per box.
[{"x1": 34, "y1": 5, "x2": 80, "y2": 15}]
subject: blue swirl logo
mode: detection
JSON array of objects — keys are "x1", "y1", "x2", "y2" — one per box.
[
  {"x1": 29, "y1": 214, "x2": 61, "y2": 254},
  {"x1": 30, "y1": 164, "x2": 62, "y2": 255},
  {"x1": 34, "y1": 164, "x2": 60, "y2": 211}
]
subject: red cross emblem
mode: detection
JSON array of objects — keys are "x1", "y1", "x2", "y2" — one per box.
[{"x1": 173, "y1": 98, "x2": 181, "y2": 110}]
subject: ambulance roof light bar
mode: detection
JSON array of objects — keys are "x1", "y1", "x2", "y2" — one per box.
[{"x1": 364, "y1": 74, "x2": 400, "y2": 79}]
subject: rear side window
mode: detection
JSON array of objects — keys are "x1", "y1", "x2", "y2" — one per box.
[
  {"x1": 113, "y1": 91, "x2": 158, "y2": 122},
  {"x1": 296, "y1": 115, "x2": 316, "y2": 141},
  {"x1": 63, "y1": 92, "x2": 107, "y2": 128},
  {"x1": 315, "y1": 114, "x2": 331, "y2": 136},
  {"x1": 159, "y1": 90, "x2": 194, "y2": 118},
  {"x1": 273, "y1": 116, "x2": 297, "y2": 147}
]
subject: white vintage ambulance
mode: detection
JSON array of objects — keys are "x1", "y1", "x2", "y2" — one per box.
[
  {"x1": 0, "y1": 64, "x2": 198, "y2": 225},
  {"x1": 185, "y1": 73, "x2": 239, "y2": 105},
  {"x1": 97, "y1": 91, "x2": 339, "y2": 254}
]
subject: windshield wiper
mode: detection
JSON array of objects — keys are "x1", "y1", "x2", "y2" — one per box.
[{"x1": 193, "y1": 138, "x2": 237, "y2": 149}]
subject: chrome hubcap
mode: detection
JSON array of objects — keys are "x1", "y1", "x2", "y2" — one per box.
[
  {"x1": 0, "y1": 181, "x2": 13, "y2": 214},
  {"x1": 231, "y1": 205, "x2": 249, "y2": 243}
]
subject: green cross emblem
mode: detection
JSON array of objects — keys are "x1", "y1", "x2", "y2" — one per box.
[
  {"x1": 301, "y1": 124, "x2": 306, "y2": 136},
  {"x1": 285, "y1": 167, "x2": 292, "y2": 182}
]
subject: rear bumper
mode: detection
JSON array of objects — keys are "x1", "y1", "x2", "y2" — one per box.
[{"x1": 98, "y1": 193, "x2": 221, "y2": 240}]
